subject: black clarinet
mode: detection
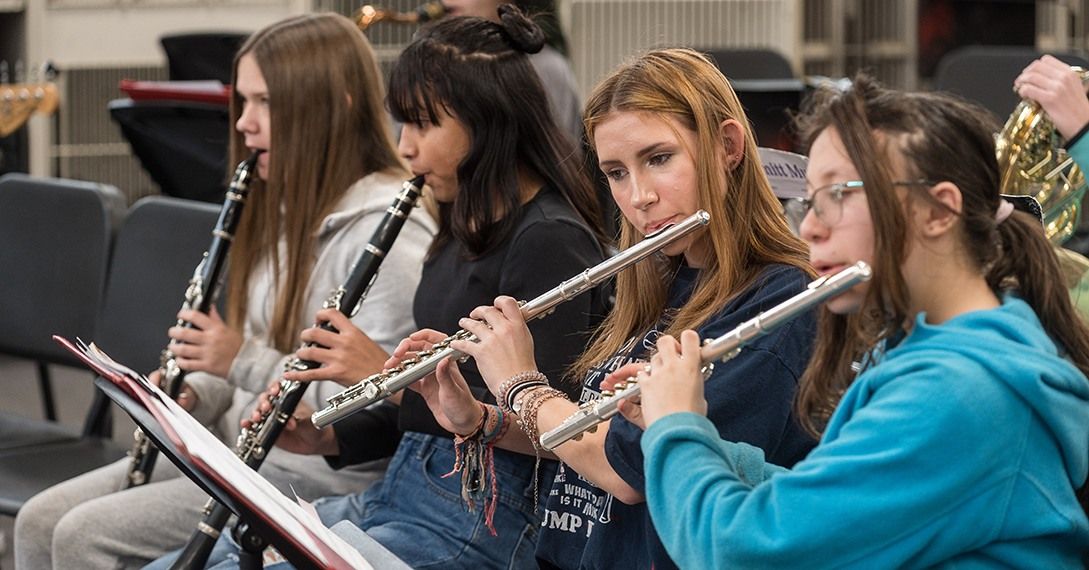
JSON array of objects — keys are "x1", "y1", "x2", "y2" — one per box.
[
  {"x1": 120, "y1": 151, "x2": 262, "y2": 490},
  {"x1": 170, "y1": 175, "x2": 425, "y2": 570}
]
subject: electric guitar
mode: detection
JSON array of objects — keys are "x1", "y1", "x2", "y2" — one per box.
[{"x1": 0, "y1": 82, "x2": 59, "y2": 137}]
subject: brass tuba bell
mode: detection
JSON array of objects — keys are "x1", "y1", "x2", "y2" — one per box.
[
  {"x1": 354, "y1": 2, "x2": 447, "y2": 31},
  {"x1": 995, "y1": 67, "x2": 1089, "y2": 244}
]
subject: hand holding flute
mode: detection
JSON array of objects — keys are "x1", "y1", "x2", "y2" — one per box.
[
  {"x1": 543, "y1": 261, "x2": 873, "y2": 449},
  {"x1": 311, "y1": 210, "x2": 712, "y2": 428},
  {"x1": 618, "y1": 330, "x2": 708, "y2": 429}
]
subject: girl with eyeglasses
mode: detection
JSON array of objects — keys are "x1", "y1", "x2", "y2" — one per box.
[{"x1": 630, "y1": 74, "x2": 1089, "y2": 567}]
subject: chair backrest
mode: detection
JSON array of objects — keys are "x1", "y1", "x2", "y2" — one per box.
[
  {"x1": 732, "y1": 79, "x2": 805, "y2": 152},
  {"x1": 160, "y1": 32, "x2": 249, "y2": 84},
  {"x1": 94, "y1": 196, "x2": 223, "y2": 373},
  {"x1": 933, "y1": 46, "x2": 1089, "y2": 120},
  {"x1": 109, "y1": 98, "x2": 230, "y2": 203},
  {"x1": 704, "y1": 48, "x2": 796, "y2": 80},
  {"x1": 0, "y1": 174, "x2": 125, "y2": 366}
]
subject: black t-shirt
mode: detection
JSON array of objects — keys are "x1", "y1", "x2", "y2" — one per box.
[
  {"x1": 536, "y1": 263, "x2": 818, "y2": 570},
  {"x1": 329, "y1": 187, "x2": 608, "y2": 466}
]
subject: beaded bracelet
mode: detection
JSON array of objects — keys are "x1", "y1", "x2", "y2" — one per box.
[
  {"x1": 496, "y1": 370, "x2": 548, "y2": 414},
  {"x1": 516, "y1": 386, "x2": 568, "y2": 451}
]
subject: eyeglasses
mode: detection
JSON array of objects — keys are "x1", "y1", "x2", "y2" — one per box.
[
  {"x1": 784, "y1": 179, "x2": 934, "y2": 229},
  {"x1": 784, "y1": 180, "x2": 865, "y2": 229}
]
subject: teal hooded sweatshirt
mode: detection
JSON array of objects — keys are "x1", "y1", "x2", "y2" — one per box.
[{"x1": 642, "y1": 296, "x2": 1089, "y2": 568}]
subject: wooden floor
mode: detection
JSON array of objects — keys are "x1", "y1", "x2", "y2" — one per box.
[{"x1": 0, "y1": 355, "x2": 137, "y2": 569}]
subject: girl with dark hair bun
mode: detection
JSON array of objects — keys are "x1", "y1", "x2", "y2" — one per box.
[
  {"x1": 440, "y1": 0, "x2": 583, "y2": 142},
  {"x1": 633, "y1": 74, "x2": 1089, "y2": 568},
  {"x1": 198, "y1": 6, "x2": 609, "y2": 569}
]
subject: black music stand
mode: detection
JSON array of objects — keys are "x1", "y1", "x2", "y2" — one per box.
[
  {"x1": 109, "y1": 98, "x2": 230, "y2": 203},
  {"x1": 92, "y1": 376, "x2": 335, "y2": 570}
]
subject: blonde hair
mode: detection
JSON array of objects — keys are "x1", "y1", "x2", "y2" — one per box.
[
  {"x1": 225, "y1": 13, "x2": 405, "y2": 352},
  {"x1": 572, "y1": 48, "x2": 811, "y2": 378}
]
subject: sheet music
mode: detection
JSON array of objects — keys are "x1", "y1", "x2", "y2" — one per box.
[
  {"x1": 58, "y1": 336, "x2": 372, "y2": 570},
  {"x1": 758, "y1": 147, "x2": 808, "y2": 199}
]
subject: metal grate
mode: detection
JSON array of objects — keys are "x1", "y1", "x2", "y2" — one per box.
[
  {"x1": 567, "y1": 0, "x2": 797, "y2": 97},
  {"x1": 803, "y1": 0, "x2": 916, "y2": 88},
  {"x1": 48, "y1": 0, "x2": 279, "y2": 8},
  {"x1": 54, "y1": 65, "x2": 168, "y2": 204},
  {"x1": 314, "y1": 0, "x2": 424, "y2": 67}
]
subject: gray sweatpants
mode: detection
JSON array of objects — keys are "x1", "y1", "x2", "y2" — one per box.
[
  {"x1": 14, "y1": 452, "x2": 384, "y2": 570},
  {"x1": 14, "y1": 457, "x2": 206, "y2": 570}
]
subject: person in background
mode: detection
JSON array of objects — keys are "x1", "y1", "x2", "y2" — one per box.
[
  {"x1": 1014, "y1": 54, "x2": 1089, "y2": 316},
  {"x1": 442, "y1": 0, "x2": 583, "y2": 143}
]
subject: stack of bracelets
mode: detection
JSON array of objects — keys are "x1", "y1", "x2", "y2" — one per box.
[
  {"x1": 496, "y1": 371, "x2": 567, "y2": 508},
  {"x1": 447, "y1": 370, "x2": 569, "y2": 535}
]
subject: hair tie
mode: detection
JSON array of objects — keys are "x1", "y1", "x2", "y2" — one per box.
[{"x1": 995, "y1": 199, "x2": 1015, "y2": 224}]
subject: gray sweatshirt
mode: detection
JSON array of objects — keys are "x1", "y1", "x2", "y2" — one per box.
[{"x1": 184, "y1": 169, "x2": 436, "y2": 498}]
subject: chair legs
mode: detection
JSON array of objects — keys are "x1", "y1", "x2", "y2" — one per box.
[
  {"x1": 81, "y1": 388, "x2": 114, "y2": 439},
  {"x1": 36, "y1": 361, "x2": 57, "y2": 422}
]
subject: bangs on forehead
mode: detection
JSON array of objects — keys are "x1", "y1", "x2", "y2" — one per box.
[{"x1": 388, "y1": 59, "x2": 451, "y2": 127}]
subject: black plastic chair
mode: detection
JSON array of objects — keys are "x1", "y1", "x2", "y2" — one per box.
[
  {"x1": 94, "y1": 196, "x2": 224, "y2": 373},
  {"x1": 109, "y1": 98, "x2": 230, "y2": 203},
  {"x1": 732, "y1": 79, "x2": 805, "y2": 152},
  {"x1": 933, "y1": 46, "x2": 1089, "y2": 120},
  {"x1": 160, "y1": 32, "x2": 249, "y2": 84},
  {"x1": 704, "y1": 48, "x2": 796, "y2": 80},
  {"x1": 0, "y1": 173, "x2": 125, "y2": 440},
  {"x1": 699, "y1": 49, "x2": 802, "y2": 151},
  {"x1": 0, "y1": 196, "x2": 222, "y2": 515}
]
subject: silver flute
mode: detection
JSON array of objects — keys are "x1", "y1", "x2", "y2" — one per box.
[
  {"x1": 539, "y1": 261, "x2": 873, "y2": 451},
  {"x1": 311, "y1": 209, "x2": 713, "y2": 428}
]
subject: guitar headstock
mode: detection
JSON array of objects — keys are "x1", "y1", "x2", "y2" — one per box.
[{"x1": 0, "y1": 82, "x2": 59, "y2": 137}]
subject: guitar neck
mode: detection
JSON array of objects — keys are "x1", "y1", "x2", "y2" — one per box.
[{"x1": 0, "y1": 82, "x2": 59, "y2": 137}]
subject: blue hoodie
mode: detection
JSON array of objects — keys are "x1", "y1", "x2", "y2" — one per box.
[{"x1": 641, "y1": 296, "x2": 1089, "y2": 568}]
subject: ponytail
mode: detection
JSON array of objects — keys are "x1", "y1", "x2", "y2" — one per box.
[
  {"x1": 988, "y1": 210, "x2": 1089, "y2": 377},
  {"x1": 989, "y1": 210, "x2": 1089, "y2": 515}
]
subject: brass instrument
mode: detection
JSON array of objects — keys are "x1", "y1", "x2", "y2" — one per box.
[
  {"x1": 996, "y1": 67, "x2": 1089, "y2": 244},
  {"x1": 312, "y1": 210, "x2": 713, "y2": 428},
  {"x1": 354, "y1": 1, "x2": 447, "y2": 31},
  {"x1": 539, "y1": 261, "x2": 873, "y2": 451}
]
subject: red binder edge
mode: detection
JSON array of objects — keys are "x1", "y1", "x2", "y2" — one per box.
[
  {"x1": 52, "y1": 334, "x2": 370, "y2": 570},
  {"x1": 119, "y1": 79, "x2": 232, "y2": 106}
]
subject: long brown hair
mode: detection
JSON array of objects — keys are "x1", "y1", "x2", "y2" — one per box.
[
  {"x1": 793, "y1": 75, "x2": 1089, "y2": 447},
  {"x1": 572, "y1": 48, "x2": 811, "y2": 378},
  {"x1": 225, "y1": 14, "x2": 404, "y2": 352}
]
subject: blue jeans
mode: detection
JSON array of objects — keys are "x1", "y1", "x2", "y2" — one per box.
[{"x1": 149, "y1": 432, "x2": 553, "y2": 569}]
